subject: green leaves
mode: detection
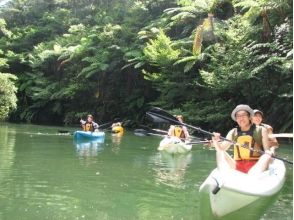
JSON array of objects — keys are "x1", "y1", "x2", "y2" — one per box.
[
  {"x1": 0, "y1": 0, "x2": 291, "y2": 132},
  {"x1": 0, "y1": 73, "x2": 18, "y2": 120},
  {"x1": 143, "y1": 29, "x2": 181, "y2": 67}
]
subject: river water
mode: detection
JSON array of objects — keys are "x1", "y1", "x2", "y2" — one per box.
[{"x1": 0, "y1": 123, "x2": 292, "y2": 220}]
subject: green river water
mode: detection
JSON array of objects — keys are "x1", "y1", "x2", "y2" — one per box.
[{"x1": 0, "y1": 123, "x2": 292, "y2": 220}]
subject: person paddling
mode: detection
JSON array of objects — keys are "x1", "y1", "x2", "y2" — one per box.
[
  {"x1": 168, "y1": 115, "x2": 190, "y2": 139},
  {"x1": 80, "y1": 114, "x2": 99, "y2": 132},
  {"x1": 252, "y1": 109, "x2": 279, "y2": 148},
  {"x1": 111, "y1": 122, "x2": 124, "y2": 135},
  {"x1": 212, "y1": 104, "x2": 274, "y2": 174}
]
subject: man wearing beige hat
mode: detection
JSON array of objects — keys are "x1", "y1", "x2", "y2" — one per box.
[{"x1": 211, "y1": 104, "x2": 274, "y2": 175}]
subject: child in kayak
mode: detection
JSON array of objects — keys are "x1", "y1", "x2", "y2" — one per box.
[
  {"x1": 211, "y1": 104, "x2": 275, "y2": 174},
  {"x1": 80, "y1": 114, "x2": 99, "y2": 132}
]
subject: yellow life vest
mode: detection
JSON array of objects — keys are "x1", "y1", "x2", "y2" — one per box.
[
  {"x1": 232, "y1": 125, "x2": 263, "y2": 161},
  {"x1": 112, "y1": 126, "x2": 124, "y2": 135},
  {"x1": 173, "y1": 126, "x2": 185, "y2": 138},
  {"x1": 83, "y1": 123, "x2": 94, "y2": 132}
]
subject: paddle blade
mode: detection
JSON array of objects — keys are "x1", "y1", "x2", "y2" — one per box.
[
  {"x1": 146, "y1": 112, "x2": 170, "y2": 123},
  {"x1": 134, "y1": 129, "x2": 150, "y2": 136},
  {"x1": 149, "y1": 107, "x2": 178, "y2": 121},
  {"x1": 147, "y1": 107, "x2": 181, "y2": 125}
]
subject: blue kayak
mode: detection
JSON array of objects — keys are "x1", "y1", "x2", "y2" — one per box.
[{"x1": 73, "y1": 131, "x2": 105, "y2": 141}]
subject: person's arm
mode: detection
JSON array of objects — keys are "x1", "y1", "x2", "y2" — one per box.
[
  {"x1": 167, "y1": 125, "x2": 175, "y2": 136},
  {"x1": 261, "y1": 126, "x2": 274, "y2": 155},
  {"x1": 80, "y1": 119, "x2": 86, "y2": 125},
  {"x1": 93, "y1": 122, "x2": 99, "y2": 129},
  {"x1": 267, "y1": 126, "x2": 279, "y2": 149},
  {"x1": 212, "y1": 129, "x2": 234, "y2": 151},
  {"x1": 182, "y1": 126, "x2": 190, "y2": 138}
]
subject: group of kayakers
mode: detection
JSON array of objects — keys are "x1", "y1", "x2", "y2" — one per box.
[
  {"x1": 80, "y1": 104, "x2": 278, "y2": 174},
  {"x1": 165, "y1": 105, "x2": 278, "y2": 174},
  {"x1": 80, "y1": 114, "x2": 124, "y2": 135}
]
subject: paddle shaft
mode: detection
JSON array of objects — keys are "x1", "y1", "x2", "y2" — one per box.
[
  {"x1": 134, "y1": 129, "x2": 202, "y2": 142},
  {"x1": 145, "y1": 126, "x2": 200, "y2": 140},
  {"x1": 269, "y1": 133, "x2": 294, "y2": 138},
  {"x1": 147, "y1": 112, "x2": 231, "y2": 142},
  {"x1": 147, "y1": 110, "x2": 293, "y2": 165},
  {"x1": 186, "y1": 140, "x2": 211, "y2": 145},
  {"x1": 98, "y1": 121, "x2": 113, "y2": 129}
]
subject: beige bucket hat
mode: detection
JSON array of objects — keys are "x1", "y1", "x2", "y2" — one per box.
[
  {"x1": 253, "y1": 109, "x2": 263, "y2": 116},
  {"x1": 231, "y1": 104, "x2": 254, "y2": 121}
]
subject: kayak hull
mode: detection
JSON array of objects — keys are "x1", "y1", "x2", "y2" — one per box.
[
  {"x1": 73, "y1": 131, "x2": 105, "y2": 142},
  {"x1": 199, "y1": 159, "x2": 286, "y2": 218},
  {"x1": 158, "y1": 137, "x2": 192, "y2": 154}
]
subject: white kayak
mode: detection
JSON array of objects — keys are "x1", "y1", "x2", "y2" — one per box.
[
  {"x1": 158, "y1": 136, "x2": 192, "y2": 154},
  {"x1": 199, "y1": 159, "x2": 286, "y2": 218}
]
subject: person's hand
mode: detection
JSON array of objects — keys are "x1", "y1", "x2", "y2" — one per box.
[
  {"x1": 211, "y1": 132, "x2": 222, "y2": 151},
  {"x1": 265, "y1": 148, "x2": 275, "y2": 157},
  {"x1": 212, "y1": 132, "x2": 221, "y2": 142},
  {"x1": 204, "y1": 133, "x2": 220, "y2": 148},
  {"x1": 203, "y1": 138, "x2": 212, "y2": 147},
  {"x1": 269, "y1": 147, "x2": 276, "y2": 156}
]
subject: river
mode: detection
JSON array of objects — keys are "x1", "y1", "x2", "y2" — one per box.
[{"x1": 0, "y1": 123, "x2": 292, "y2": 220}]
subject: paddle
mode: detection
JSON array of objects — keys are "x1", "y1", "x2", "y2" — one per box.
[
  {"x1": 134, "y1": 128, "x2": 202, "y2": 142},
  {"x1": 134, "y1": 129, "x2": 209, "y2": 145},
  {"x1": 58, "y1": 130, "x2": 71, "y2": 134},
  {"x1": 269, "y1": 133, "x2": 294, "y2": 138},
  {"x1": 58, "y1": 119, "x2": 120, "y2": 134},
  {"x1": 134, "y1": 129, "x2": 166, "y2": 137},
  {"x1": 147, "y1": 107, "x2": 231, "y2": 141},
  {"x1": 147, "y1": 107, "x2": 293, "y2": 165},
  {"x1": 137, "y1": 125, "x2": 168, "y2": 135},
  {"x1": 98, "y1": 121, "x2": 115, "y2": 130},
  {"x1": 186, "y1": 140, "x2": 211, "y2": 145}
]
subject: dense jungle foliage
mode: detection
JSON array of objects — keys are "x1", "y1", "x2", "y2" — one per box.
[{"x1": 0, "y1": 0, "x2": 292, "y2": 133}]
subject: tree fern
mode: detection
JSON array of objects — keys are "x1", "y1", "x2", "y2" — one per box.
[{"x1": 192, "y1": 25, "x2": 203, "y2": 55}]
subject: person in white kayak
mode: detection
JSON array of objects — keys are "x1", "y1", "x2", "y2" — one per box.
[
  {"x1": 252, "y1": 109, "x2": 279, "y2": 148},
  {"x1": 168, "y1": 115, "x2": 190, "y2": 139},
  {"x1": 80, "y1": 114, "x2": 99, "y2": 132},
  {"x1": 211, "y1": 104, "x2": 275, "y2": 174}
]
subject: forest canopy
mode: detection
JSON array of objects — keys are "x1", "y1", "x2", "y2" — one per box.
[{"x1": 0, "y1": 0, "x2": 292, "y2": 132}]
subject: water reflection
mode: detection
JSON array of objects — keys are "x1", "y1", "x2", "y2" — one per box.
[
  {"x1": 74, "y1": 139, "x2": 105, "y2": 157},
  {"x1": 0, "y1": 124, "x2": 16, "y2": 184},
  {"x1": 152, "y1": 152, "x2": 192, "y2": 189},
  {"x1": 111, "y1": 134, "x2": 123, "y2": 154}
]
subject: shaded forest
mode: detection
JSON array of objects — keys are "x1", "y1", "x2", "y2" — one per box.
[{"x1": 0, "y1": 0, "x2": 292, "y2": 133}]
